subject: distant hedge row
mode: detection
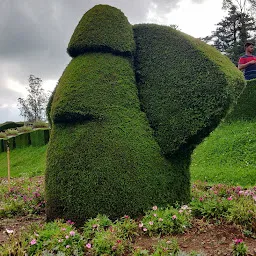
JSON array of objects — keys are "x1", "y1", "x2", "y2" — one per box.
[
  {"x1": 0, "y1": 121, "x2": 24, "y2": 132},
  {"x1": 0, "y1": 129, "x2": 50, "y2": 153}
]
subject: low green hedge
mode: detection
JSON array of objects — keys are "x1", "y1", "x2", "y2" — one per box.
[
  {"x1": 133, "y1": 24, "x2": 245, "y2": 156},
  {"x1": 0, "y1": 139, "x2": 4, "y2": 153},
  {"x1": 3, "y1": 137, "x2": 15, "y2": 151},
  {"x1": 15, "y1": 133, "x2": 31, "y2": 149},
  {"x1": 30, "y1": 129, "x2": 50, "y2": 147},
  {"x1": 67, "y1": 5, "x2": 135, "y2": 57},
  {"x1": 46, "y1": 53, "x2": 190, "y2": 225},
  {"x1": 225, "y1": 79, "x2": 256, "y2": 121}
]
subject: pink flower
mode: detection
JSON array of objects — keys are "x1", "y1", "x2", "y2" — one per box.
[
  {"x1": 92, "y1": 224, "x2": 98, "y2": 228},
  {"x1": 65, "y1": 235, "x2": 69, "y2": 239},
  {"x1": 66, "y1": 220, "x2": 75, "y2": 225},
  {"x1": 234, "y1": 238, "x2": 243, "y2": 245},
  {"x1": 58, "y1": 239, "x2": 63, "y2": 243},
  {"x1": 61, "y1": 228, "x2": 66, "y2": 231},
  {"x1": 30, "y1": 239, "x2": 37, "y2": 245},
  {"x1": 152, "y1": 206, "x2": 158, "y2": 211},
  {"x1": 139, "y1": 223, "x2": 143, "y2": 228},
  {"x1": 124, "y1": 215, "x2": 129, "y2": 219},
  {"x1": 143, "y1": 228, "x2": 147, "y2": 232},
  {"x1": 158, "y1": 218, "x2": 163, "y2": 222},
  {"x1": 172, "y1": 215, "x2": 177, "y2": 220},
  {"x1": 149, "y1": 221, "x2": 154, "y2": 225},
  {"x1": 199, "y1": 197, "x2": 203, "y2": 202},
  {"x1": 153, "y1": 214, "x2": 157, "y2": 217},
  {"x1": 179, "y1": 210, "x2": 183, "y2": 214},
  {"x1": 86, "y1": 243, "x2": 92, "y2": 249},
  {"x1": 66, "y1": 245, "x2": 70, "y2": 248},
  {"x1": 227, "y1": 196, "x2": 233, "y2": 201},
  {"x1": 253, "y1": 195, "x2": 256, "y2": 202},
  {"x1": 117, "y1": 240, "x2": 122, "y2": 244},
  {"x1": 69, "y1": 231, "x2": 75, "y2": 236}
]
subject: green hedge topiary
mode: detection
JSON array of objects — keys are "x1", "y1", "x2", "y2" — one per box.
[
  {"x1": 46, "y1": 5, "x2": 245, "y2": 225},
  {"x1": 46, "y1": 53, "x2": 191, "y2": 224},
  {"x1": 0, "y1": 121, "x2": 23, "y2": 132},
  {"x1": 15, "y1": 133, "x2": 31, "y2": 149},
  {"x1": 225, "y1": 79, "x2": 256, "y2": 121},
  {"x1": 30, "y1": 129, "x2": 50, "y2": 147},
  {"x1": 133, "y1": 24, "x2": 245, "y2": 156},
  {"x1": 67, "y1": 5, "x2": 135, "y2": 57}
]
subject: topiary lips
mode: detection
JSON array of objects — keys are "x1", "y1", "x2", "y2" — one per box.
[{"x1": 46, "y1": 4, "x2": 245, "y2": 225}]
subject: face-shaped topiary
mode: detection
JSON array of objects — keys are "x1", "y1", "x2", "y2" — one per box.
[{"x1": 46, "y1": 4, "x2": 245, "y2": 225}]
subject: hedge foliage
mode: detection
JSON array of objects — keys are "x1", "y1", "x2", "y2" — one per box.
[
  {"x1": 0, "y1": 139, "x2": 4, "y2": 153},
  {"x1": 0, "y1": 121, "x2": 23, "y2": 132},
  {"x1": 133, "y1": 24, "x2": 245, "y2": 156},
  {"x1": 46, "y1": 53, "x2": 191, "y2": 224},
  {"x1": 225, "y1": 79, "x2": 256, "y2": 121},
  {"x1": 46, "y1": 6, "x2": 245, "y2": 224},
  {"x1": 15, "y1": 133, "x2": 31, "y2": 149},
  {"x1": 30, "y1": 129, "x2": 50, "y2": 147},
  {"x1": 67, "y1": 5, "x2": 135, "y2": 57}
]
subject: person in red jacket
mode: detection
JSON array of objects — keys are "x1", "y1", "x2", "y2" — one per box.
[{"x1": 238, "y1": 42, "x2": 256, "y2": 80}]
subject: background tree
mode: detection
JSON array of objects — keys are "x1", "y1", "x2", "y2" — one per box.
[
  {"x1": 18, "y1": 75, "x2": 48, "y2": 123},
  {"x1": 202, "y1": 0, "x2": 256, "y2": 64}
]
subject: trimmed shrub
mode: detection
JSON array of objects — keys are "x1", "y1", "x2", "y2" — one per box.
[
  {"x1": 0, "y1": 139, "x2": 4, "y2": 152},
  {"x1": 46, "y1": 53, "x2": 190, "y2": 225},
  {"x1": 67, "y1": 5, "x2": 135, "y2": 57},
  {"x1": 46, "y1": 6, "x2": 244, "y2": 225},
  {"x1": 33, "y1": 121, "x2": 49, "y2": 129},
  {"x1": 0, "y1": 132, "x2": 7, "y2": 139},
  {"x1": 46, "y1": 87, "x2": 56, "y2": 128},
  {"x1": 5, "y1": 129, "x2": 18, "y2": 136},
  {"x1": 15, "y1": 133, "x2": 31, "y2": 149},
  {"x1": 225, "y1": 78, "x2": 256, "y2": 121},
  {"x1": 133, "y1": 24, "x2": 245, "y2": 156},
  {"x1": 17, "y1": 126, "x2": 33, "y2": 133},
  {"x1": 0, "y1": 121, "x2": 23, "y2": 132},
  {"x1": 3, "y1": 137, "x2": 15, "y2": 151},
  {"x1": 30, "y1": 129, "x2": 50, "y2": 147}
]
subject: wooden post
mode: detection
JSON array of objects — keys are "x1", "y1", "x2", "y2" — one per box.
[{"x1": 7, "y1": 141, "x2": 11, "y2": 192}]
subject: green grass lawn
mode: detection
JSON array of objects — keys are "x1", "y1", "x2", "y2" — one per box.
[
  {"x1": 0, "y1": 145, "x2": 47, "y2": 178},
  {"x1": 191, "y1": 121, "x2": 256, "y2": 186}
]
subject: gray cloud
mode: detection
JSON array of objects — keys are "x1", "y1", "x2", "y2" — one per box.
[{"x1": 0, "y1": 0, "x2": 209, "y2": 122}]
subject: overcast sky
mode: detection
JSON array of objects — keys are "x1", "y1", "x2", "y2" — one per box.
[{"x1": 0, "y1": 0, "x2": 226, "y2": 123}]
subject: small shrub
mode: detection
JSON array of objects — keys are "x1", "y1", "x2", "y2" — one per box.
[
  {"x1": 232, "y1": 239, "x2": 248, "y2": 256},
  {"x1": 140, "y1": 205, "x2": 192, "y2": 236},
  {"x1": 5, "y1": 129, "x2": 18, "y2": 136},
  {"x1": 33, "y1": 121, "x2": 49, "y2": 129},
  {"x1": 227, "y1": 197, "x2": 256, "y2": 232},
  {"x1": 17, "y1": 126, "x2": 33, "y2": 133},
  {"x1": 83, "y1": 214, "x2": 113, "y2": 240},
  {"x1": 0, "y1": 132, "x2": 7, "y2": 138},
  {"x1": 113, "y1": 215, "x2": 138, "y2": 240},
  {"x1": 91, "y1": 229, "x2": 128, "y2": 255}
]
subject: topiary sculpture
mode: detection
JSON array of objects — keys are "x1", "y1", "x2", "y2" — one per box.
[{"x1": 46, "y1": 4, "x2": 245, "y2": 225}]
